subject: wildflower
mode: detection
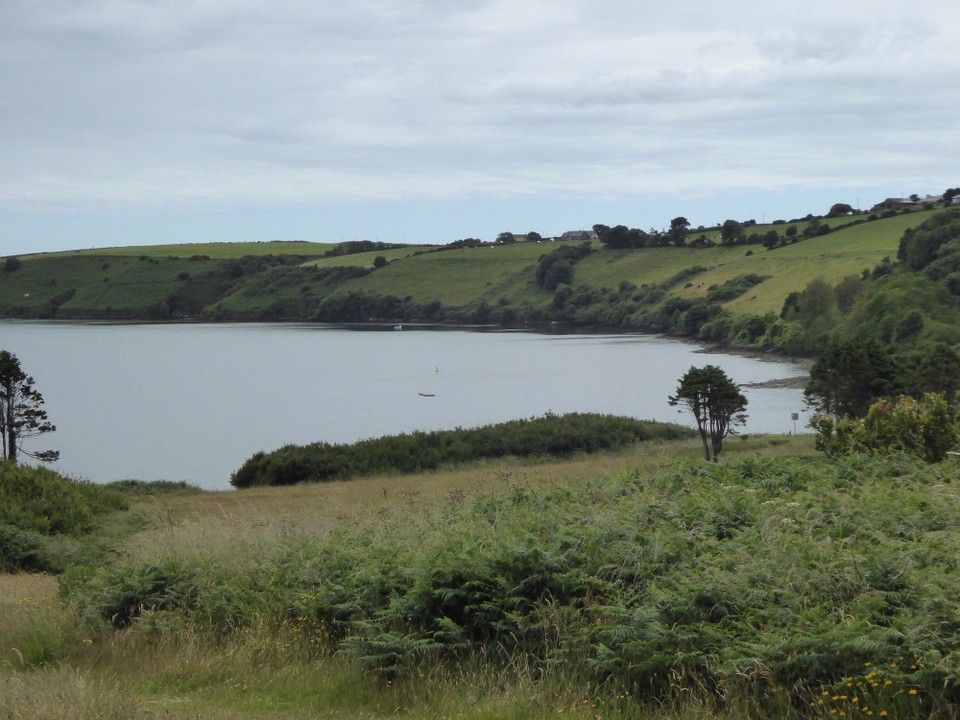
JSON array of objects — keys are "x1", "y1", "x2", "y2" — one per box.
[{"x1": 908, "y1": 688, "x2": 918, "y2": 695}]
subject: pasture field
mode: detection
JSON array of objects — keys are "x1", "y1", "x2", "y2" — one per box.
[{"x1": 304, "y1": 245, "x2": 433, "y2": 269}]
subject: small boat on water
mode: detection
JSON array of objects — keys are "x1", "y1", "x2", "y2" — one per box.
[{"x1": 418, "y1": 392, "x2": 435, "y2": 397}]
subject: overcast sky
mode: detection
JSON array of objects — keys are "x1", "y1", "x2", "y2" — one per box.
[{"x1": 2, "y1": 0, "x2": 958, "y2": 254}]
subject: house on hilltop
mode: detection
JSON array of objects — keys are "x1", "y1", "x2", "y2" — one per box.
[
  {"x1": 558, "y1": 230, "x2": 598, "y2": 241},
  {"x1": 870, "y1": 197, "x2": 915, "y2": 212}
]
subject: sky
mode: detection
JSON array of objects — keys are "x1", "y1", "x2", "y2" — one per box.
[{"x1": 2, "y1": 0, "x2": 958, "y2": 255}]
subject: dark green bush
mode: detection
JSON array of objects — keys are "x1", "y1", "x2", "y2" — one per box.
[{"x1": 231, "y1": 414, "x2": 694, "y2": 488}]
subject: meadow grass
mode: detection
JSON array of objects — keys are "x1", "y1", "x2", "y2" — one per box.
[
  {"x1": 338, "y1": 242, "x2": 549, "y2": 306},
  {"x1": 305, "y1": 246, "x2": 433, "y2": 269}
]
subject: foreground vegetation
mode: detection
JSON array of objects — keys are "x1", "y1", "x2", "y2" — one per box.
[{"x1": 5, "y1": 434, "x2": 960, "y2": 718}]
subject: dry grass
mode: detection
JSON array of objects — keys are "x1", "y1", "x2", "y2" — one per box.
[{"x1": 135, "y1": 435, "x2": 813, "y2": 530}]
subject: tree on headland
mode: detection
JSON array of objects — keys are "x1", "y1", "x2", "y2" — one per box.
[
  {"x1": 669, "y1": 365, "x2": 747, "y2": 462},
  {"x1": 0, "y1": 350, "x2": 59, "y2": 463}
]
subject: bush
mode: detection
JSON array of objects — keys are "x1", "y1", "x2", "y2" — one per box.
[
  {"x1": 231, "y1": 414, "x2": 694, "y2": 488},
  {"x1": 811, "y1": 393, "x2": 959, "y2": 462},
  {"x1": 0, "y1": 462, "x2": 127, "y2": 571}
]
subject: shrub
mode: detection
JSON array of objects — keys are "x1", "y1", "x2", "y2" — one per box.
[
  {"x1": 231, "y1": 414, "x2": 694, "y2": 488},
  {"x1": 0, "y1": 462, "x2": 127, "y2": 571},
  {"x1": 811, "y1": 393, "x2": 959, "y2": 462}
]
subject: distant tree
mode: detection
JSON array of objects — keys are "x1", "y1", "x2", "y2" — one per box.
[
  {"x1": 0, "y1": 351, "x2": 58, "y2": 463},
  {"x1": 495, "y1": 232, "x2": 517, "y2": 244},
  {"x1": 795, "y1": 278, "x2": 837, "y2": 329},
  {"x1": 833, "y1": 275, "x2": 865, "y2": 313},
  {"x1": 828, "y1": 203, "x2": 854, "y2": 217},
  {"x1": 527, "y1": 231, "x2": 543, "y2": 242},
  {"x1": 804, "y1": 339, "x2": 905, "y2": 418},
  {"x1": 761, "y1": 230, "x2": 780, "y2": 249},
  {"x1": 669, "y1": 217, "x2": 690, "y2": 247},
  {"x1": 780, "y1": 290, "x2": 802, "y2": 320},
  {"x1": 785, "y1": 225, "x2": 798, "y2": 238},
  {"x1": 3, "y1": 257, "x2": 21, "y2": 272},
  {"x1": 544, "y1": 259, "x2": 574, "y2": 291},
  {"x1": 601, "y1": 225, "x2": 631, "y2": 249},
  {"x1": 669, "y1": 365, "x2": 747, "y2": 462},
  {"x1": 592, "y1": 224, "x2": 610, "y2": 240},
  {"x1": 720, "y1": 220, "x2": 743, "y2": 245},
  {"x1": 372, "y1": 255, "x2": 389, "y2": 268}
]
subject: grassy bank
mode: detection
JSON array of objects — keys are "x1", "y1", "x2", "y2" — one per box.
[{"x1": 7, "y1": 434, "x2": 960, "y2": 718}]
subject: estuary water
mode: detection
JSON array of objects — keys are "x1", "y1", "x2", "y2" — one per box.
[{"x1": 0, "y1": 321, "x2": 811, "y2": 490}]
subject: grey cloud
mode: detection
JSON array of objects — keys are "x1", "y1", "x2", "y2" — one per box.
[{"x1": 0, "y1": 0, "x2": 958, "y2": 216}]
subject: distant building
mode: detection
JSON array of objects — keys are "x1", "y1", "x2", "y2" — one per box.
[
  {"x1": 558, "y1": 230, "x2": 598, "y2": 241},
  {"x1": 870, "y1": 198, "x2": 915, "y2": 211}
]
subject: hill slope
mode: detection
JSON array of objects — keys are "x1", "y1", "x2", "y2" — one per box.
[{"x1": 0, "y1": 209, "x2": 946, "y2": 347}]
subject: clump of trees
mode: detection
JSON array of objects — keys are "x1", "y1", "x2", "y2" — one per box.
[
  {"x1": 535, "y1": 243, "x2": 592, "y2": 291},
  {"x1": 669, "y1": 365, "x2": 747, "y2": 462}
]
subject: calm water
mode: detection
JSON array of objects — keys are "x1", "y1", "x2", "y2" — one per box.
[{"x1": 0, "y1": 321, "x2": 811, "y2": 490}]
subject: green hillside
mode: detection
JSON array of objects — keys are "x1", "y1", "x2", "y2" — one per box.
[{"x1": 0, "y1": 208, "x2": 951, "y2": 350}]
